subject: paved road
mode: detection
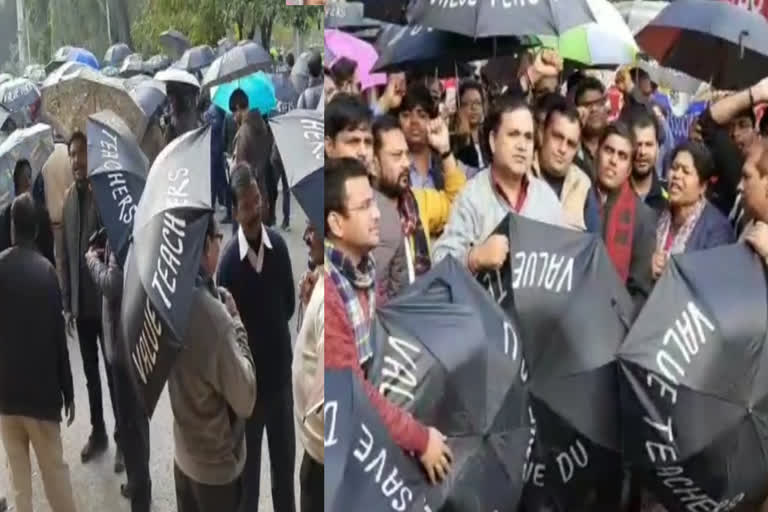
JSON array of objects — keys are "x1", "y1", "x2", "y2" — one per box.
[{"x1": 0, "y1": 193, "x2": 308, "y2": 511}]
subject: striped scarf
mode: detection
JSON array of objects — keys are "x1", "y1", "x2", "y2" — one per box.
[
  {"x1": 656, "y1": 198, "x2": 706, "y2": 256},
  {"x1": 324, "y1": 240, "x2": 376, "y2": 365},
  {"x1": 398, "y1": 188, "x2": 431, "y2": 277}
]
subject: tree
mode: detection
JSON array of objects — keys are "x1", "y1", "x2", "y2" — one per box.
[
  {"x1": 131, "y1": 0, "x2": 227, "y2": 55},
  {"x1": 225, "y1": 0, "x2": 322, "y2": 50}
]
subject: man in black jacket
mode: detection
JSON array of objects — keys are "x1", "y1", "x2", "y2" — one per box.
[{"x1": 0, "y1": 193, "x2": 77, "y2": 512}]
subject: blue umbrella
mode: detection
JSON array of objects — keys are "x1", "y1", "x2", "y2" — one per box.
[
  {"x1": 47, "y1": 46, "x2": 100, "y2": 73},
  {"x1": 211, "y1": 71, "x2": 276, "y2": 115}
]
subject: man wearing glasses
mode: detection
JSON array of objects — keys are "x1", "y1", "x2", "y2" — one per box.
[{"x1": 574, "y1": 77, "x2": 610, "y2": 182}]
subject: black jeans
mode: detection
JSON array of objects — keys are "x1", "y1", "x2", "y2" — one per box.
[
  {"x1": 243, "y1": 386, "x2": 296, "y2": 512},
  {"x1": 76, "y1": 317, "x2": 118, "y2": 440},
  {"x1": 174, "y1": 464, "x2": 243, "y2": 512},
  {"x1": 266, "y1": 169, "x2": 290, "y2": 226},
  {"x1": 299, "y1": 453, "x2": 323, "y2": 512},
  {"x1": 113, "y1": 362, "x2": 151, "y2": 512}
]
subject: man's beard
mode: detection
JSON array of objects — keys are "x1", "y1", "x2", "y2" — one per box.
[
  {"x1": 632, "y1": 162, "x2": 654, "y2": 181},
  {"x1": 378, "y1": 173, "x2": 408, "y2": 199}
]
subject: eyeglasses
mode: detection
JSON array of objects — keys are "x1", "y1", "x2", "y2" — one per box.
[{"x1": 578, "y1": 96, "x2": 607, "y2": 111}]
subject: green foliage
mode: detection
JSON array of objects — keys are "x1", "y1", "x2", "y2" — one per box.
[{"x1": 131, "y1": 0, "x2": 227, "y2": 55}]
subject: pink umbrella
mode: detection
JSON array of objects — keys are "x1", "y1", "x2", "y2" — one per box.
[{"x1": 324, "y1": 29, "x2": 387, "y2": 91}]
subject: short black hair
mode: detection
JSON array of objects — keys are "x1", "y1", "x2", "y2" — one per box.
[
  {"x1": 67, "y1": 131, "x2": 87, "y2": 154},
  {"x1": 566, "y1": 70, "x2": 587, "y2": 95},
  {"x1": 544, "y1": 102, "x2": 581, "y2": 132},
  {"x1": 372, "y1": 115, "x2": 402, "y2": 154},
  {"x1": 325, "y1": 93, "x2": 372, "y2": 141},
  {"x1": 574, "y1": 77, "x2": 605, "y2": 106},
  {"x1": 325, "y1": 157, "x2": 369, "y2": 237},
  {"x1": 624, "y1": 105, "x2": 660, "y2": 143},
  {"x1": 398, "y1": 83, "x2": 437, "y2": 119},
  {"x1": 13, "y1": 159, "x2": 31, "y2": 193},
  {"x1": 733, "y1": 107, "x2": 757, "y2": 128},
  {"x1": 459, "y1": 79, "x2": 484, "y2": 104},
  {"x1": 286, "y1": 53, "x2": 295, "y2": 68},
  {"x1": 484, "y1": 93, "x2": 532, "y2": 141},
  {"x1": 534, "y1": 92, "x2": 567, "y2": 123},
  {"x1": 669, "y1": 140, "x2": 715, "y2": 183},
  {"x1": 229, "y1": 161, "x2": 260, "y2": 210},
  {"x1": 229, "y1": 88, "x2": 249, "y2": 113},
  {"x1": 600, "y1": 121, "x2": 636, "y2": 153},
  {"x1": 10, "y1": 193, "x2": 37, "y2": 243},
  {"x1": 307, "y1": 51, "x2": 322, "y2": 78},
  {"x1": 330, "y1": 57, "x2": 357, "y2": 87}
]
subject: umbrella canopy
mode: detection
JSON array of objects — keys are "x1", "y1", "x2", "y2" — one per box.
[
  {"x1": 47, "y1": 46, "x2": 100, "y2": 73},
  {"x1": 216, "y1": 37, "x2": 235, "y2": 57},
  {"x1": 618, "y1": 244, "x2": 768, "y2": 511},
  {"x1": 373, "y1": 23, "x2": 531, "y2": 77},
  {"x1": 537, "y1": 0, "x2": 638, "y2": 67},
  {"x1": 325, "y1": 29, "x2": 387, "y2": 91},
  {"x1": 211, "y1": 72, "x2": 276, "y2": 115},
  {"x1": 201, "y1": 40, "x2": 272, "y2": 90},
  {"x1": 325, "y1": 368, "x2": 440, "y2": 511},
  {"x1": 119, "y1": 53, "x2": 146, "y2": 78},
  {"x1": 104, "y1": 43, "x2": 132, "y2": 67},
  {"x1": 614, "y1": 0, "x2": 669, "y2": 35},
  {"x1": 290, "y1": 50, "x2": 315, "y2": 94},
  {"x1": 129, "y1": 80, "x2": 167, "y2": 119},
  {"x1": 268, "y1": 73, "x2": 299, "y2": 113},
  {"x1": 173, "y1": 45, "x2": 216, "y2": 73},
  {"x1": 477, "y1": 213, "x2": 635, "y2": 509},
  {"x1": 0, "y1": 78, "x2": 41, "y2": 127},
  {"x1": 159, "y1": 29, "x2": 191, "y2": 59},
  {"x1": 0, "y1": 123, "x2": 54, "y2": 209},
  {"x1": 121, "y1": 125, "x2": 212, "y2": 415},
  {"x1": 268, "y1": 109, "x2": 323, "y2": 233},
  {"x1": 144, "y1": 54, "x2": 172, "y2": 74},
  {"x1": 407, "y1": 0, "x2": 596, "y2": 38},
  {"x1": 325, "y1": 1, "x2": 383, "y2": 31},
  {"x1": 101, "y1": 66, "x2": 120, "y2": 78},
  {"x1": 637, "y1": 0, "x2": 768, "y2": 90},
  {"x1": 371, "y1": 256, "x2": 532, "y2": 511},
  {"x1": 357, "y1": 0, "x2": 410, "y2": 24},
  {"x1": 124, "y1": 74, "x2": 152, "y2": 91},
  {"x1": 41, "y1": 66, "x2": 148, "y2": 142},
  {"x1": 0, "y1": 74, "x2": 13, "y2": 86},
  {"x1": 86, "y1": 111, "x2": 149, "y2": 265},
  {"x1": 0, "y1": 104, "x2": 10, "y2": 131},
  {"x1": 23, "y1": 65, "x2": 46, "y2": 84},
  {"x1": 154, "y1": 69, "x2": 200, "y2": 89}
]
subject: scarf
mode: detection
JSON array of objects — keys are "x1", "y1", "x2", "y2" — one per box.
[
  {"x1": 324, "y1": 240, "x2": 376, "y2": 365},
  {"x1": 656, "y1": 198, "x2": 706, "y2": 256},
  {"x1": 398, "y1": 188, "x2": 431, "y2": 277},
  {"x1": 602, "y1": 182, "x2": 636, "y2": 283}
]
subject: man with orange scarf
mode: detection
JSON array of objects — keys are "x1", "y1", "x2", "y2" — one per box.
[{"x1": 594, "y1": 121, "x2": 657, "y2": 307}]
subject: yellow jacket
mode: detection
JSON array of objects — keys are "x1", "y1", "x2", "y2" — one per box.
[{"x1": 412, "y1": 155, "x2": 467, "y2": 238}]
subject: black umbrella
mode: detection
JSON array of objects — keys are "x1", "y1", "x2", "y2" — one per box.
[
  {"x1": 216, "y1": 37, "x2": 235, "y2": 57},
  {"x1": 325, "y1": 1, "x2": 383, "y2": 31},
  {"x1": 267, "y1": 73, "x2": 299, "y2": 114},
  {"x1": 159, "y1": 29, "x2": 191, "y2": 59},
  {"x1": 201, "y1": 41, "x2": 272, "y2": 90},
  {"x1": 357, "y1": 0, "x2": 410, "y2": 24},
  {"x1": 371, "y1": 256, "x2": 532, "y2": 511},
  {"x1": 325, "y1": 368, "x2": 441, "y2": 512},
  {"x1": 0, "y1": 104, "x2": 10, "y2": 131},
  {"x1": 636, "y1": 0, "x2": 768, "y2": 90},
  {"x1": 268, "y1": 109, "x2": 323, "y2": 233},
  {"x1": 407, "y1": 0, "x2": 596, "y2": 38},
  {"x1": 173, "y1": 45, "x2": 216, "y2": 73},
  {"x1": 120, "y1": 53, "x2": 146, "y2": 78},
  {"x1": 618, "y1": 243, "x2": 768, "y2": 511},
  {"x1": 104, "y1": 43, "x2": 132, "y2": 67},
  {"x1": 373, "y1": 23, "x2": 531, "y2": 77},
  {"x1": 129, "y1": 79, "x2": 167, "y2": 119},
  {"x1": 0, "y1": 78, "x2": 41, "y2": 127},
  {"x1": 476, "y1": 213, "x2": 635, "y2": 510},
  {"x1": 121, "y1": 125, "x2": 212, "y2": 415},
  {"x1": 86, "y1": 111, "x2": 149, "y2": 265},
  {"x1": 144, "y1": 54, "x2": 172, "y2": 74}
]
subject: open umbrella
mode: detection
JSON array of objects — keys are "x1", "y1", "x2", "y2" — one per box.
[
  {"x1": 0, "y1": 74, "x2": 13, "y2": 86},
  {"x1": 0, "y1": 78, "x2": 41, "y2": 127},
  {"x1": 129, "y1": 80, "x2": 167, "y2": 119},
  {"x1": 637, "y1": 0, "x2": 768, "y2": 90},
  {"x1": 173, "y1": 45, "x2": 216, "y2": 73},
  {"x1": 101, "y1": 66, "x2": 119, "y2": 78},
  {"x1": 144, "y1": 54, "x2": 171, "y2": 74},
  {"x1": 0, "y1": 104, "x2": 10, "y2": 132},
  {"x1": 476, "y1": 213, "x2": 635, "y2": 510},
  {"x1": 121, "y1": 125, "x2": 212, "y2": 415},
  {"x1": 46, "y1": 46, "x2": 100, "y2": 73},
  {"x1": 211, "y1": 72, "x2": 276, "y2": 115},
  {"x1": 104, "y1": 43, "x2": 132, "y2": 68},
  {"x1": 325, "y1": 368, "x2": 440, "y2": 512},
  {"x1": 41, "y1": 66, "x2": 148, "y2": 141},
  {"x1": 268, "y1": 73, "x2": 299, "y2": 113},
  {"x1": 23, "y1": 64, "x2": 46, "y2": 84},
  {"x1": 0, "y1": 123, "x2": 54, "y2": 209},
  {"x1": 268, "y1": 109, "x2": 323, "y2": 233},
  {"x1": 216, "y1": 37, "x2": 235, "y2": 57},
  {"x1": 357, "y1": 0, "x2": 410, "y2": 24},
  {"x1": 325, "y1": 29, "x2": 387, "y2": 91},
  {"x1": 614, "y1": 0, "x2": 669, "y2": 35},
  {"x1": 201, "y1": 41, "x2": 272, "y2": 90},
  {"x1": 155, "y1": 68, "x2": 200, "y2": 90},
  {"x1": 618, "y1": 244, "x2": 768, "y2": 511},
  {"x1": 537, "y1": 0, "x2": 638, "y2": 68},
  {"x1": 371, "y1": 256, "x2": 532, "y2": 511},
  {"x1": 407, "y1": 0, "x2": 596, "y2": 38},
  {"x1": 325, "y1": 1, "x2": 383, "y2": 31},
  {"x1": 120, "y1": 54, "x2": 146, "y2": 78},
  {"x1": 86, "y1": 111, "x2": 149, "y2": 265},
  {"x1": 373, "y1": 23, "x2": 530, "y2": 77},
  {"x1": 159, "y1": 29, "x2": 191, "y2": 59}
]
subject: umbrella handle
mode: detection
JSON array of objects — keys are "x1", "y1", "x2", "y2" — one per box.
[{"x1": 739, "y1": 30, "x2": 748, "y2": 60}]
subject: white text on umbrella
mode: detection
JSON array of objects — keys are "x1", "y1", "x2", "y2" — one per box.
[
  {"x1": 512, "y1": 251, "x2": 574, "y2": 294},
  {"x1": 379, "y1": 336, "x2": 421, "y2": 404},
  {"x1": 324, "y1": 401, "x2": 338, "y2": 447},
  {"x1": 300, "y1": 118, "x2": 324, "y2": 161},
  {"x1": 151, "y1": 212, "x2": 186, "y2": 310},
  {"x1": 132, "y1": 298, "x2": 163, "y2": 385},
  {"x1": 107, "y1": 173, "x2": 136, "y2": 224}
]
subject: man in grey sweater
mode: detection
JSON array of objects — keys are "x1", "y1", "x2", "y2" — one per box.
[
  {"x1": 433, "y1": 95, "x2": 565, "y2": 272},
  {"x1": 169, "y1": 217, "x2": 256, "y2": 512}
]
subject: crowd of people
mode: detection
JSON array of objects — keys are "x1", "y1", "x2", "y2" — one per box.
[
  {"x1": 0, "y1": 42, "x2": 325, "y2": 512},
  {"x1": 322, "y1": 42, "x2": 768, "y2": 510}
]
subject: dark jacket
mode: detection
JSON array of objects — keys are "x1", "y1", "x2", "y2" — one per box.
[
  {"x1": 0, "y1": 199, "x2": 54, "y2": 267},
  {"x1": 296, "y1": 77, "x2": 323, "y2": 110},
  {"x1": 234, "y1": 112, "x2": 272, "y2": 212},
  {"x1": 0, "y1": 243, "x2": 74, "y2": 421},
  {"x1": 700, "y1": 108, "x2": 743, "y2": 216},
  {"x1": 85, "y1": 242, "x2": 122, "y2": 366},
  {"x1": 684, "y1": 201, "x2": 736, "y2": 252},
  {"x1": 61, "y1": 183, "x2": 102, "y2": 319},
  {"x1": 642, "y1": 172, "x2": 668, "y2": 216}
]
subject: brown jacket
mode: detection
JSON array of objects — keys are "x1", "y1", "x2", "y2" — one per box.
[
  {"x1": 168, "y1": 278, "x2": 256, "y2": 485},
  {"x1": 233, "y1": 111, "x2": 271, "y2": 211}
]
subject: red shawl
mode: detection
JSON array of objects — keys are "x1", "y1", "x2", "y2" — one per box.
[{"x1": 602, "y1": 182, "x2": 636, "y2": 283}]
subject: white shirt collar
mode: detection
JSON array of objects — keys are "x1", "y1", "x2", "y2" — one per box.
[{"x1": 237, "y1": 224, "x2": 272, "y2": 273}]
